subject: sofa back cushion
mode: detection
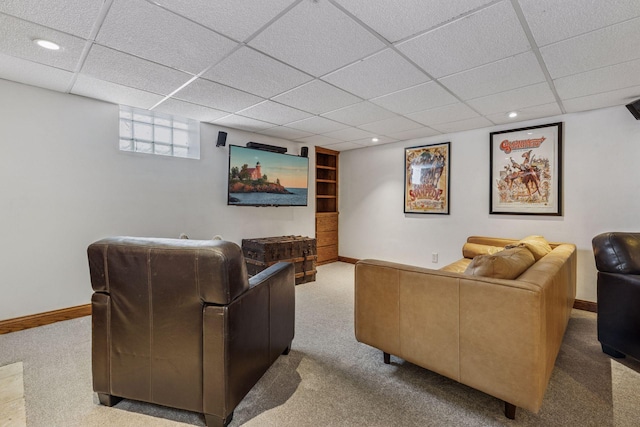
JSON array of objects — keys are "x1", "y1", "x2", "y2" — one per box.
[
  {"x1": 462, "y1": 242, "x2": 504, "y2": 259},
  {"x1": 464, "y1": 247, "x2": 535, "y2": 279},
  {"x1": 508, "y1": 235, "x2": 552, "y2": 261}
]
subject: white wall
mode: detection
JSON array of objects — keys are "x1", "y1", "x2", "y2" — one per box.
[
  {"x1": 339, "y1": 106, "x2": 640, "y2": 302},
  {"x1": 0, "y1": 80, "x2": 313, "y2": 321}
]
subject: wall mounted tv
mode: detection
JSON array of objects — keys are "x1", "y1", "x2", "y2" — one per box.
[{"x1": 228, "y1": 145, "x2": 309, "y2": 207}]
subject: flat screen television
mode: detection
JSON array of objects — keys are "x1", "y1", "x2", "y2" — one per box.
[{"x1": 228, "y1": 145, "x2": 309, "y2": 207}]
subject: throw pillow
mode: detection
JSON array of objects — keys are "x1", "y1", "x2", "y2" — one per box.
[
  {"x1": 464, "y1": 247, "x2": 535, "y2": 280},
  {"x1": 508, "y1": 235, "x2": 552, "y2": 261},
  {"x1": 462, "y1": 243, "x2": 504, "y2": 259}
]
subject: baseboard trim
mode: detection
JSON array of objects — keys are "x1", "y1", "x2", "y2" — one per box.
[
  {"x1": 0, "y1": 304, "x2": 92, "y2": 335},
  {"x1": 573, "y1": 299, "x2": 597, "y2": 313},
  {"x1": 0, "y1": 292, "x2": 595, "y2": 335},
  {"x1": 338, "y1": 256, "x2": 359, "y2": 264}
]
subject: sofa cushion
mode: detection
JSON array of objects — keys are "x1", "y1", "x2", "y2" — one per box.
[
  {"x1": 464, "y1": 247, "x2": 535, "y2": 279},
  {"x1": 508, "y1": 235, "x2": 552, "y2": 261},
  {"x1": 462, "y1": 243, "x2": 504, "y2": 259},
  {"x1": 440, "y1": 258, "x2": 472, "y2": 273}
]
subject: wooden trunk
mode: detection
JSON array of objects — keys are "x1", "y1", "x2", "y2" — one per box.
[{"x1": 242, "y1": 236, "x2": 317, "y2": 285}]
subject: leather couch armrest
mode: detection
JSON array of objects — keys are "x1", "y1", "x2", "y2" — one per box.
[
  {"x1": 593, "y1": 232, "x2": 640, "y2": 274},
  {"x1": 249, "y1": 262, "x2": 296, "y2": 361},
  {"x1": 248, "y1": 262, "x2": 294, "y2": 288}
]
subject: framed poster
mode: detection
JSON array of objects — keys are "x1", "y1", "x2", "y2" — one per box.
[
  {"x1": 490, "y1": 122, "x2": 562, "y2": 215},
  {"x1": 404, "y1": 142, "x2": 450, "y2": 214}
]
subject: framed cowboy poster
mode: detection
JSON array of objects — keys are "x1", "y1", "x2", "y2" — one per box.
[
  {"x1": 404, "y1": 142, "x2": 450, "y2": 214},
  {"x1": 490, "y1": 122, "x2": 562, "y2": 215}
]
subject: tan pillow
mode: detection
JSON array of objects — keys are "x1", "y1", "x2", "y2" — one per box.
[
  {"x1": 462, "y1": 243, "x2": 504, "y2": 259},
  {"x1": 509, "y1": 235, "x2": 552, "y2": 261},
  {"x1": 464, "y1": 247, "x2": 535, "y2": 279}
]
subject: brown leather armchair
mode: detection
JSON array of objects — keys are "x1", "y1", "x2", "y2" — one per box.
[
  {"x1": 592, "y1": 232, "x2": 640, "y2": 361},
  {"x1": 88, "y1": 237, "x2": 295, "y2": 427}
]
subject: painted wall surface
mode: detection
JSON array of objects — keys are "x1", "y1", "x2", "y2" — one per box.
[
  {"x1": 0, "y1": 80, "x2": 313, "y2": 321},
  {"x1": 339, "y1": 106, "x2": 640, "y2": 302}
]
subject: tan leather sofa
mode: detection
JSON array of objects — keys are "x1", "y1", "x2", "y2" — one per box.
[
  {"x1": 88, "y1": 237, "x2": 295, "y2": 427},
  {"x1": 355, "y1": 236, "x2": 576, "y2": 419}
]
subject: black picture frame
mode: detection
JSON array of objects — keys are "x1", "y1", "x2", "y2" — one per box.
[{"x1": 489, "y1": 122, "x2": 563, "y2": 215}]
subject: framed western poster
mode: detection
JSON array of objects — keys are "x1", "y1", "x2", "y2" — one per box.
[
  {"x1": 490, "y1": 122, "x2": 562, "y2": 215},
  {"x1": 404, "y1": 142, "x2": 450, "y2": 214}
]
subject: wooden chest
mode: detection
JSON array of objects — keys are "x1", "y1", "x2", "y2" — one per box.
[{"x1": 242, "y1": 235, "x2": 317, "y2": 285}]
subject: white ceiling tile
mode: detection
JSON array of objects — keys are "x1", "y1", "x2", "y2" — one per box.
[
  {"x1": 321, "y1": 102, "x2": 397, "y2": 126},
  {"x1": 173, "y1": 78, "x2": 264, "y2": 112},
  {"x1": 82, "y1": 45, "x2": 192, "y2": 95},
  {"x1": 322, "y1": 127, "x2": 376, "y2": 142},
  {"x1": 0, "y1": 52, "x2": 74, "y2": 92},
  {"x1": 151, "y1": 0, "x2": 296, "y2": 41},
  {"x1": 484, "y1": 103, "x2": 562, "y2": 125},
  {"x1": 0, "y1": 14, "x2": 87, "y2": 71},
  {"x1": 249, "y1": 0, "x2": 385, "y2": 76},
  {"x1": 396, "y1": 1, "x2": 530, "y2": 78},
  {"x1": 333, "y1": 0, "x2": 496, "y2": 43},
  {"x1": 2, "y1": 1, "x2": 638, "y2": 139},
  {"x1": 387, "y1": 127, "x2": 441, "y2": 141},
  {"x1": 430, "y1": 116, "x2": 494, "y2": 133},
  {"x1": 541, "y1": 17, "x2": 640, "y2": 79},
  {"x1": 71, "y1": 74, "x2": 164, "y2": 109},
  {"x1": 554, "y1": 58, "x2": 640, "y2": 101},
  {"x1": 285, "y1": 116, "x2": 348, "y2": 134},
  {"x1": 350, "y1": 136, "x2": 398, "y2": 147},
  {"x1": 295, "y1": 135, "x2": 343, "y2": 145},
  {"x1": 317, "y1": 141, "x2": 366, "y2": 151},
  {"x1": 272, "y1": 80, "x2": 361, "y2": 114},
  {"x1": 322, "y1": 49, "x2": 429, "y2": 99},
  {"x1": 358, "y1": 116, "x2": 423, "y2": 135},
  {"x1": 258, "y1": 126, "x2": 313, "y2": 140},
  {"x1": 440, "y1": 52, "x2": 545, "y2": 100},
  {"x1": 0, "y1": 0, "x2": 104, "y2": 38},
  {"x1": 408, "y1": 103, "x2": 480, "y2": 126},
  {"x1": 96, "y1": 0, "x2": 237, "y2": 74},
  {"x1": 238, "y1": 101, "x2": 313, "y2": 125},
  {"x1": 466, "y1": 83, "x2": 556, "y2": 115},
  {"x1": 201, "y1": 47, "x2": 312, "y2": 98},
  {"x1": 519, "y1": 0, "x2": 640, "y2": 46},
  {"x1": 153, "y1": 99, "x2": 228, "y2": 122},
  {"x1": 212, "y1": 114, "x2": 275, "y2": 130},
  {"x1": 563, "y1": 85, "x2": 640, "y2": 113},
  {"x1": 370, "y1": 81, "x2": 458, "y2": 114}
]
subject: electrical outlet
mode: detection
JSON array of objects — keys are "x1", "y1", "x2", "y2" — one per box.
[{"x1": 432, "y1": 252, "x2": 438, "y2": 263}]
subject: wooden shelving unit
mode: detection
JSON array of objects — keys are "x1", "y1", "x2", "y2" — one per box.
[{"x1": 315, "y1": 147, "x2": 339, "y2": 265}]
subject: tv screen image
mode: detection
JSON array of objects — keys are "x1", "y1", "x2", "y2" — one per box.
[{"x1": 228, "y1": 145, "x2": 309, "y2": 207}]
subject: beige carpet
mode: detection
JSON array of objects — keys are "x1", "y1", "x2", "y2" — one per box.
[
  {"x1": 1, "y1": 262, "x2": 639, "y2": 426},
  {"x1": 0, "y1": 361, "x2": 26, "y2": 427}
]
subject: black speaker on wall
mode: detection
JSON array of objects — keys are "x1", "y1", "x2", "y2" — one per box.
[
  {"x1": 626, "y1": 99, "x2": 640, "y2": 120},
  {"x1": 300, "y1": 146, "x2": 308, "y2": 157},
  {"x1": 216, "y1": 131, "x2": 227, "y2": 147}
]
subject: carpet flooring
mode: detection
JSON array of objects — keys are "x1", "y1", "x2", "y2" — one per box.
[{"x1": 1, "y1": 262, "x2": 639, "y2": 426}]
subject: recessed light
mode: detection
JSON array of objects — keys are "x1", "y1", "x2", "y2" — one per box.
[
  {"x1": 507, "y1": 111, "x2": 518, "y2": 118},
  {"x1": 34, "y1": 39, "x2": 60, "y2": 50},
  {"x1": 372, "y1": 138, "x2": 379, "y2": 142}
]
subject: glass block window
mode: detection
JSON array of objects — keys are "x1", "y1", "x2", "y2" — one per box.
[{"x1": 119, "y1": 105, "x2": 200, "y2": 159}]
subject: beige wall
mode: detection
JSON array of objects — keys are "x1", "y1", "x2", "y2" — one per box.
[
  {"x1": 339, "y1": 105, "x2": 640, "y2": 302},
  {"x1": 0, "y1": 80, "x2": 314, "y2": 320}
]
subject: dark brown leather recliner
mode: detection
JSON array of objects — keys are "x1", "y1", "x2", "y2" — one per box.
[
  {"x1": 592, "y1": 232, "x2": 640, "y2": 361},
  {"x1": 87, "y1": 237, "x2": 295, "y2": 427}
]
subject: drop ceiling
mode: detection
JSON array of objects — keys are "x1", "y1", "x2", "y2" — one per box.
[{"x1": 2, "y1": 0, "x2": 640, "y2": 151}]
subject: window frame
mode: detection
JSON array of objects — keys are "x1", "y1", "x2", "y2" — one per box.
[{"x1": 119, "y1": 105, "x2": 200, "y2": 159}]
